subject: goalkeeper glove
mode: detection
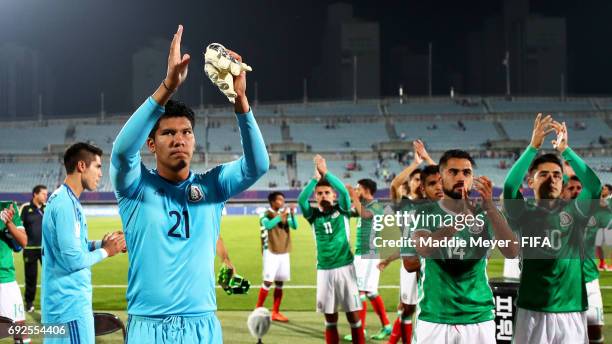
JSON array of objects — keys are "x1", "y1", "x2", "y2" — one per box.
[{"x1": 203, "y1": 43, "x2": 252, "y2": 104}]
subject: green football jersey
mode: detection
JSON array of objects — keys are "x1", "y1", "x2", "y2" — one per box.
[
  {"x1": 354, "y1": 199, "x2": 384, "y2": 256},
  {"x1": 414, "y1": 201, "x2": 495, "y2": 324},
  {"x1": 503, "y1": 146, "x2": 602, "y2": 313},
  {"x1": 297, "y1": 172, "x2": 354, "y2": 270},
  {"x1": 584, "y1": 203, "x2": 612, "y2": 283},
  {"x1": 307, "y1": 204, "x2": 354, "y2": 269},
  {"x1": 506, "y1": 199, "x2": 590, "y2": 312},
  {"x1": 0, "y1": 201, "x2": 24, "y2": 283}
]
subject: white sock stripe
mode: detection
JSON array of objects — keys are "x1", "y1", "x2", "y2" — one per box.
[
  {"x1": 350, "y1": 320, "x2": 362, "y2": 328},
  {"x1": 261, "y1": 284, "x2": 271, "y2": 290},
  {"x1": 325, "y1": 322, "x2": 337, "y2": 328}
]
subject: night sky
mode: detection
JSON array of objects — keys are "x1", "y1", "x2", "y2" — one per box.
[{"x1": 0, "y1": 0, "x2": 611, "y2": 117}]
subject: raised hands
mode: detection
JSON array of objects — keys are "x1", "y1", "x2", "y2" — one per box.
[
  {"x1": 412, "y1": 141, "x2": 423, "y2": 165},
  {"x1": 530, "y1": 113, "x2": 556, "y2": 149},
  {"x1": 313, "y1": 154, "x2": 327, "y2": 177},
  {"x1": 345, "y1": 184, "x2": 358, "y2": 201},
  {"x1": 551, "y1": 121, "x2": 568, "y2": 152},
  {"x1": 473, "y1": 176, "x2": 495, "y2": 211},
  {"x1": 164, "y1": 25, "x2": 191, "y2": 92},
  {"x1": 0, "y1": 207, "x2": 15, "y2": 224},
  {"x1": 413, "y1": 139, "x2": 434, "y2": 165}
]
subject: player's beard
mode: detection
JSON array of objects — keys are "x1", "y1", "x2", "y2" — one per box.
[
  {"x1": 319, "y1": 200, "x2": 332, "y2": 210},
  {"x1": 443, "y1": 183, "x2": 463, "y2": 200},
  {"x1": 538, "y1": 178, "x2": 556, "y2": 199},
  {"x1": 171, "y1": 159, "x2": 188, "y2": 172}
]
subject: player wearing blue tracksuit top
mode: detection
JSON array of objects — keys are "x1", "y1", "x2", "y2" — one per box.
[
  {"x1": 111, "y1": 26, "x2": 268, "y2": 343},
  {"x1": 42, "y1": 143, "x2": 125, "y2": 344}
]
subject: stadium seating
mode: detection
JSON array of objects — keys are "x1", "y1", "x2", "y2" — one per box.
[
  {"x1": 394, "y1": 120, "x2": 499, "y2": 150},
  {"x1": 488, "y1": 99, "x2": 595, "y2": 113},
  {"x1": 206, "y1": 123, "x2": 282, "y2": 153},
  {"x1": 0, "y1": 161, "x2": 62, "y2": 192},
  {"x1": 290, "y1": 122, "x2": 387, "y2": 151},
  {"x1": 473, "y1": 158, "x2": 513, "y2": 187},
  {"x1": 284, "y1": 101, "x2": 380, "y2": 117},
  {"x1": 0, "y1": 124, "x2": 66, "y2": 154},
  {"x1": 74, "y1": 124, "x2": 124, "y2": 152},
  {"x1": 296, "y1": 158, "x2": 405, "y2": 188},
  {"x1": 584, "y1": 156, "x2": 612, "y2": 182},
  {"x1": 0, "y1": 97, "x2": 609, "y2": 194},
  {"x1": 387, "y1": 100, "x2": 486, "y2": 116}
]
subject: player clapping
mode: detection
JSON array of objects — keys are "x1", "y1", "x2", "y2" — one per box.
[
  {"x1": 504, "y1": 114, "x2": 602, "y2": 344},
  {"x1": 297, "y1": 155, "x2": 365, "y2": 344}
]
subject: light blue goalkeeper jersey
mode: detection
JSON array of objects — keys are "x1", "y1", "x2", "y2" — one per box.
[
  {"x1": 41, "y1": 184, "x2": 106, "y2": 324},
  {"x1": 110, "y1": 97, "x2": 268, "y2": 316}
]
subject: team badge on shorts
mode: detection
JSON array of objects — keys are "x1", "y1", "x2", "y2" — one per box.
[
  {"x1": 188, "y1": 184, "x2": 204, "y2": 202},
  {"x1": 559, "y1": 211, "x2": 573, "y2": 227}
]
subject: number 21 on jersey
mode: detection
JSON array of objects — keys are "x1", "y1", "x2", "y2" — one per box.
[{"x1": 168, "y1": 210, "x2": 190, "y2": 239}]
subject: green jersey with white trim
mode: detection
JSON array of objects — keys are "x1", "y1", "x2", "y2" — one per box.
[
  {"x1": 306, "y1": 204, "x2": 354, "y2": 269},
  {"x1": 584, "y1": 201, "x2": 612, "y2": 283},
  {"x1": 415, "y1": 201, "x2": 495, "y2": 324},
  {"x1": 0, "y1": 201, "x2": 24, "y2": 283},
  {"x1": 506, "y1": 199, "x2": 589, "y2": 312},
  {"x1": 503, "y1": 146, "x2": 601, "y2": 313},
  {"x1": 298, "y1": 172, "x2": 354, "y2": 270},
  {"x1": 354, "y1": 200, "x2": 384, "y2": 256}
]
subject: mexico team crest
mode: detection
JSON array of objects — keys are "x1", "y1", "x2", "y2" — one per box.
[
  {"x1": 188, "y1": 184, "x2": 204, "y2": 202},
  {"x1": 468, "y1": 223, "x2": 484, "y2": 235},
  {"x1": 559, "y1": 211, "x2": 573, "y2": 227}
]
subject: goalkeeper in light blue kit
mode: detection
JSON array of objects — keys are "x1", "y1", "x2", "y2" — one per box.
[
  {"x1": 110, "y1": 25, "x2": 268, "y2": 343},
  {"x1": 41, "y1": 143, "x2": 126, "y2": 344}
]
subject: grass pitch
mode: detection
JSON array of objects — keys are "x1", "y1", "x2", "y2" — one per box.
[{"x1": 5, "y1": 215, "x2": 612, "y2": 343}]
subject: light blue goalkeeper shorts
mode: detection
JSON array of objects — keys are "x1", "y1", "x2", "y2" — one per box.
[
  {"x1": 43, "y1": 313, "x2": 95, "y2": 344},
  {"x1": 126, "y1": 312, "x2": 222, "y2": 344}
]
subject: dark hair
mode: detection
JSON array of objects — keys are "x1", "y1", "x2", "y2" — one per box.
[
  {"x1": 439, "y1": 149, "x2": 476, "y2": 169},
  {"x1": 357, "y1": 178, "x2": 377, "y2": 195},
  {"x1": 568, "y1": 175, "x2": 581, "y2": 183},
  {"x1": 528, "y1": 153, "x2": 563, "y2": 174},
  {"x1": 148, "y1": 99, "x2": 196, "y2": 139},
  {"x1": 420, "y1": 165, "x2": 440, "y2": 182},
  {"x1": 268, "y1": 191, "x2": 285, "y2": 204},
  {"x1": 32, "y1": 185, "x2": 47, "y2": 195},
  {"x1": 605, "y1": 184, "x2": 612, "y2": 192},
  {"x1": 64, "y1": 142, "x2": 103, "y2": 174},
  {"x1": 316, "y1": 179, "x2": 332, "y2": 188},
  {"x1": 409, "y1": 168, "x2": 421, "y2": 180}
]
